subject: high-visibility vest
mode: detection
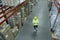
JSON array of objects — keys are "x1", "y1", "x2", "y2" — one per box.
[{"x1": 33, "y1": 19, "x2": 39, "y2": 25}]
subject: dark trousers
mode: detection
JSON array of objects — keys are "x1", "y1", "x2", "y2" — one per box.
[{"x1": 34, "y1": 25, "x2": 38, "y2": 30}]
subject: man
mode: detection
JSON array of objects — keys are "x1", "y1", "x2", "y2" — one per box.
[{"x1": 33, "y1": 16, "x2": 39, "y2": 31}]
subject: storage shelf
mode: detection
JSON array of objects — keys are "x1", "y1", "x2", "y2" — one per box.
[{"x1": 0, "y1": 0, "x2": 28, "y2": 25}]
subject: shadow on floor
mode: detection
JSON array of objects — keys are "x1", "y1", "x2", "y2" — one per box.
[{"x1": 32, "y1": 31, "x2": 37, "y2": 40}]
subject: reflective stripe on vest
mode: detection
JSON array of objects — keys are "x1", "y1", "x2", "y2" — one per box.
[{"x1": 33, "y1": 19, "x2": 38, "y2": 25}]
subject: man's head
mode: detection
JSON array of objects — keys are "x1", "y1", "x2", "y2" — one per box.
[{"x1": 34, "y1": 16, "x2": 38, "y2": 20}]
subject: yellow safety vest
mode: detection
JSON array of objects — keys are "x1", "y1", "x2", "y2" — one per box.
[{"x1": 33, "y1": 19, "x2": 38, "y2": 25}]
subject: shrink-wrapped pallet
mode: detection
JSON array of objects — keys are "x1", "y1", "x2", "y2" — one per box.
[
  {"x1": 14, "y1": 11, "x2": 21, "y2": 29},
  {"x1": 1, "y1": 0, "x2": 25, "y2": 6}
]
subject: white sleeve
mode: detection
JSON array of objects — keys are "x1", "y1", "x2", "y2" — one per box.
[{"x1": 32, "y1": 19, "x2": 34, "y2": 24}]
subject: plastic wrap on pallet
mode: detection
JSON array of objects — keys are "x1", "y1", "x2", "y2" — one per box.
[
  {"x1": 56, "y1": 14, "x2": 60, "y2": 24},
  {"x1": 1, "y1": 0, "x2": 25, "y2": 6},
  {"x1": 15, "y1": 12, "x2": 21, "y2": 24},
  {"x1": 50, "y1": 14, "x2": 57, "y2": 28},
  {"x1": 50, "y1": 11, "x2": 57, "y2": 27},
  {"x1": 16, "y1": 12, "x2": 21, "y2": 26},
  {"x1": 33, "y1": 0, "x2": 36, "y2": 4},
  {"x1": 14, "y1": 0, "x2": 25, "y2": 6},
  {"x1": 8, "y1": 16, "x2": 16, "y2": 28},
  {"x1": 2, "y1": 0, "x2": 11, "y2": 6},
  {"x1": 2, "y1": 0, "x2": 8, "y2": 5},
  {"x1": 50, "y1": 0, "x2": 58, "y2": 28},
  {"x1": 21, "y1": 7, "x2": 25, "y2": 17},
  {"x1": 14, "y1": 0, "x2": 19, "y2": 6},
  {"x1": 25, "y1": 3, "x2": 29, "y2": 11},
  {"x1": 9, "y1": 0, "x2": 15, "y2": 6},
  {"x1": 6, "y1": 0, "x2": 15, "y2": 6},
  {"x1": 54, "y1": 14, "x2": 60, "y2": 38},
  {"x1": 11, "y1": 0, "x2": 25, "y2": 6},
  {"x1": 20, "y1": 0, "x2": 25, "y2": 3},
  {"x1": 25, "y1": 4, "x2": 29, "y2": 15},
  {"x1": 51, "y1": 0, "x2": 58, "y2": 15},
  {"x1": 14, "y1": 12, "x2": 21, "y2": 28},
  {"x1": 2, "y1": 0, "x2": 5, "y2": 5},
  {"x1": 51, "y1": 14, "x2": 60, "y2": 39},
  {"x1": 28, "y1": 1, "x2": 33, "y2": 12},
  {"x1": 55, "y1": 25, "x2": 60, "y2": 39},
  {"x1": 30, "y1": 0, "x2": 37, "y2": 5}
]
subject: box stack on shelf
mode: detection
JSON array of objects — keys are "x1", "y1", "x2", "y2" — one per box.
[
  {"x1": 20, "y1": 7, "x2": 25, "y2": 26},
  {"x1": 49, "y1": 0, "x2": 60, "y2": 40},
  {"x1": 14, "y1": 11, "x2": 21, "y2": 29},
  {"x1": 0, "y1": 0, "x2": 26, "y2": 28},
  {"x1": 0, "y1": 0, "x2": 29, "y2": 40},
  {"x1": 0, "y1": 24, "x2": 15, "y2": 40},
  {"x1": 30, "y1": 0, "x2": 37, "y2": 6},
  {"x1": 25, "y1": 4, "x2": 29, "y2": 16},
  {"x1": 0, "y1": 6, "x2": 15, "y2": 40},
  {"x1": 1, "y1": 0, "x2": 25, "y2": 7},
  {"x1": 3, "y1": 6, "x2": 16, "y2": 28},
  {"x1": 28, "y1": 0, "x2": 36, "y2": 12}
]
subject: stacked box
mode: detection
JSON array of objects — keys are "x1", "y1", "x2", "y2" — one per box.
[
  {"x1": 11, "y1": 26, "x2": 19, "y2": 37},
  {"x1": 7, "y1": 16, "x2": 16, "y2": 28},
  {"x1": 14, "y1": 11, "x2": 21, "y2": 29},
  {"x1": 2, "y1": 0, "x2": 8, "y2": 5},
  {"x1": 1, "y1": 0, "x2": 25, "y2": 6},
  {"x1": 0, "y1": 24, "x2": 14, "y2": 40}
]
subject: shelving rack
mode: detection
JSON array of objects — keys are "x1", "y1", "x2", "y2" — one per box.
[
  {"x1": 0, "y1": 0, "x2": 28, "y2": 25},
  {"x1": 49, "y1": 0, "x2": 60, "y2": 40}
]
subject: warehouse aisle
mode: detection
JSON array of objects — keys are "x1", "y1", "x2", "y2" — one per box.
[{"x1": 15, "y1": 0, "x2": 51, "y2": 40}]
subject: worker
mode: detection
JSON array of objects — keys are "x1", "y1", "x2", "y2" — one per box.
[{"x1": 33, "y1": 16, "x2": 39, "y2": 32}]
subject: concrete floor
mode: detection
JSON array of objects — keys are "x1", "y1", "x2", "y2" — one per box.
[{"x1": 15, "y1": 0, "x2": 52, "y2": 40}]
